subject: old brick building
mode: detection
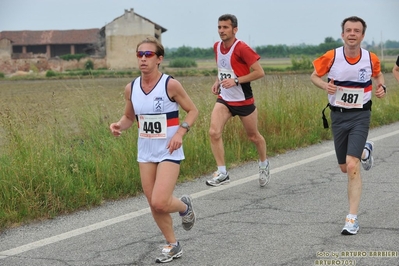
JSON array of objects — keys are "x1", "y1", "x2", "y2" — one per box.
[{"x1": 0, "y1": 8, "x2": 167, "y2": 74}]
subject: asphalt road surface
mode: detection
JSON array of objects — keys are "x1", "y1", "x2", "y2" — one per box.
[{"x1": 1, "y1": 122, "x2": 398, "y2": 266}]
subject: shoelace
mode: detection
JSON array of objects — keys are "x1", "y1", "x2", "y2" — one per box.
[
  {"x1": 346, "y1": 218, "x2": 355, "y2": 223},
  {"x1": 213, "y1": 171, "x2": 227, "y2": 181},
  {"x1": 182, "y1": 209, "x2": 193, "y2": 222},
  {"x1": 259, "y1": 167, "x2": 268, "y2": 175},
  {"x1": 213, "y1": 171, "x2": 221, "y2": 177},
  {"x1": 160, "y1": 245, "x2": 173, "y2": 254},
  {"x1": 345, "y1": 218, "x2": 357, "y2": 226}
]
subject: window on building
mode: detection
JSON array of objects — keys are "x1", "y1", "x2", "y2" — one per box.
[
  {"x1": 27, "y1": 45, "x2": 47, "y2": 54},
  {"x1": 51, "y1": 45, "x2": 71, "y2": 57},
  {"x1": 12, "y1": 46, "x2": 23, "y2": 53}
]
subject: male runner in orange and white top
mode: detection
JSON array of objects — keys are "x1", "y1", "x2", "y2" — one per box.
[
  {"x1": 311, "y1": 16, "x2": 386, "y2": 235},
  {"x1": 393, "y1": 55, "x2": 399, "y2": 82}
]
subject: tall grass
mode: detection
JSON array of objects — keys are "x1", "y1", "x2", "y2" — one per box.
[{"x1": 0, "y1": 74, "x2": 398, "y2": 231}]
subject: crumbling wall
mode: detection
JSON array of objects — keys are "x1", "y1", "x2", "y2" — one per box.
[{"x1": 0, "y1": 56, "x2": 107, "y2": 74}]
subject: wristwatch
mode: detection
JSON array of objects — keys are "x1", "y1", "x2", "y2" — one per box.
[
  {"x1": 181, "y1": 122, "x2": 190, "y2": 132},
  {"x1": 234, "y1": 78, "x2": 239, "y2": 86},
  {"x1": 381, "y1": 84, "x2": 387, "y2": 93}
]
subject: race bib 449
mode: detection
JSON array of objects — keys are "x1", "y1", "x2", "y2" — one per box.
[{"x1": 138, "y1": 114, "x2": 167, "y2": 139}]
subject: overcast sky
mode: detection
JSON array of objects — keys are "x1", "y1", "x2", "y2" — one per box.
[{"x1": 0, "y1": 0, "x2": 397, "y2": 48}]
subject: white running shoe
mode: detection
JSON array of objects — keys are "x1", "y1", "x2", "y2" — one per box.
[
  {"x1": 341, "y1": 216, "x2": 360, "y2": 235},
  {"x1": 205, "y1": 171, "x2": 230, "y2": 187},
  {"x1": 180, "y1": 195, "x2": 195, "y2": 231},
  {"x1": 259, "y1": 163, "x2": 270, "y2": 187},
  {"x1": 155, "y1": 242, "x2": 183, "y2": 263},
  {"x1": 361, "y1": 140, "x2": 374, "y2": 171}
]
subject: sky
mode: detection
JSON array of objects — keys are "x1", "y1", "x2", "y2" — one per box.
[{"x1": 0, "y1": 0, "x2": 397, "y2": 49}]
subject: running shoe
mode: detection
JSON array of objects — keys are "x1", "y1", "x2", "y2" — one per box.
[
  {"x1": 361, "y1": 140, "x2": 374, "y2": 171},
  {"x1": 341, "y1": 216, "x2": 359, "y2": 235},
  {"x1": 180, "y1": 195, "x2": 195, "y2": 231},
  {"x1": 259, "y1": 163, "x2": 270, "y2": 187},
  {"x1": 205, "y1": 171, "x2": 230, "y2": 187},
  {"x1": 155, "y1": 242, "x2": 183, "y2": 263}
]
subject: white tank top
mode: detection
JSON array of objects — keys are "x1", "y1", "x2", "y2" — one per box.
[
  {"x1": 328, "y1": 47, "x2": 372, "y2": 108},
  {"x1": 217, "y1": 40, "x2": 246, "y2": 102},
  {"x1": 131, "y1": 74, "x2": 184, "y2": 162}
]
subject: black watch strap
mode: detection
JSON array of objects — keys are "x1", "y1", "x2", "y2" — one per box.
[{"x1": 381, "y1": 84, "x2": 387, "y2": 93}]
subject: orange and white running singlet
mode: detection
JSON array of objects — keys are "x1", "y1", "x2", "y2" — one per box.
[{"x1": 313, "y1": 46, "x2": 381, "y2": 108}]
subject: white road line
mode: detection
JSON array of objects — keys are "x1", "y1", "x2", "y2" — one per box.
[
  {"x1": 0, "y1": 208, "x2": 150, "y2": 259},
  {"x1": 192, "y1": 149, "x2": 336, "y2": 198},
  {"x1": 1, "y1": 130, "x2": 398, "y2": 259}
]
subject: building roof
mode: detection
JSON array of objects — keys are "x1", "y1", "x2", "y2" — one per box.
[
  {"x1": 0, "y1": 29, "x2": 100, "y2": 45},
  {"x1": 106, "y1": 8, "x2": 167, "y2": 33}
]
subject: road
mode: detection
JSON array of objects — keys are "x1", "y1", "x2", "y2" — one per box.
[{"x1": 1, "y1": 123, "x2": 398, "y2": 266}]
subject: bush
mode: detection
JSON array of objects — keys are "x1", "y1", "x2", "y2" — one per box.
[
  {"x1": 169, "y1": 58, "x2": 197, "y2": 68},
  {"x1": 290, "y1": 55, "x2": 313, "y2": 70},
  {"x1": 45, "y1": 70, "x2": 57, "y2": 77},
  {"x1": 60, "y1": 54, "x2": 88, "y2": 61},
  {"x1": 201, "y1": 69, "x2": 217, "y2": 76},
  {"x1": 29, "y1": 64, "x2": 39, "y2": 73},
  {"x1": 0, "y1": 72, "x2": 5, "y2": 79},
  {"x1": 84, "y1": 60, "x2": 94, "y2": 70},
  {"x1": 380, "y1": 62, "x2": 390, "y2": 73}
]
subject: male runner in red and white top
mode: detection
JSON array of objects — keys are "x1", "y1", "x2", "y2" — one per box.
[
  {"x1": 205, "y1": 14, "x2": 270, "y2": 187},
  {"x1": 311, "y1": 16, "x2": 386, "y2": 235}
]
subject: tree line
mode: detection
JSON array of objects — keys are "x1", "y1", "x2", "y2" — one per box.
[{"x1": 165, "y1": 37, "x2": 399, "y2": 59}]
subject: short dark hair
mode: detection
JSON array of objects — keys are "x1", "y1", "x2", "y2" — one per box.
[
  {"x1": 218, "y1": 14, "x2": 238, "y2": 28},
  {"x1": 341, "y1": 16, "x2": 367, "y2": 34},
  {"x1": 136, "y1": 36, "x2": 164, "y2": 57}
]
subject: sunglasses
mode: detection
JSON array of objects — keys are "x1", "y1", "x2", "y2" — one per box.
[{"x1": 136, "y1": 51, "x2": 158, "y2": 58}]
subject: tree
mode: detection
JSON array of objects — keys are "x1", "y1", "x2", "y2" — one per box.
[
  {"x1": 324, "y1": 37, "x2": 336, "y2": 43},
  {"x1": 385, "y1": 40, "x2": 399, "y2": 49}
]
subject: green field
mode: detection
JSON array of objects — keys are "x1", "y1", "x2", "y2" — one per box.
[
  {"x1": 164, "y1": 56, "x2": 397, "y2": 73},
  {"x1": 1, "y1": 73, "x2": 399, "y2": 231}
]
